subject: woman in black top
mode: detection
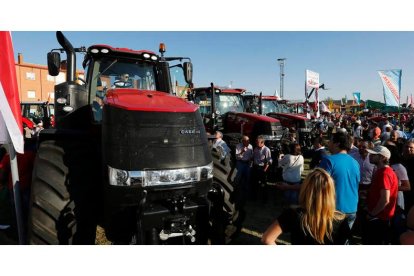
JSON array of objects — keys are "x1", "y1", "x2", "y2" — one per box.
[{"x1": 261, "y1": 168, "x2": 350, "y2": 245}]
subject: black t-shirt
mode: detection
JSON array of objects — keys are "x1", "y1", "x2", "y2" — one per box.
[
  {"x1": 402, "y1": 156, "x2": 414, "y2": 211},
  {"x1": 309, "y1": 148, "x2": 327, "y2": 169},
  {"x1": 277, "y1": 207, "x2": 350, "y2": 245}
]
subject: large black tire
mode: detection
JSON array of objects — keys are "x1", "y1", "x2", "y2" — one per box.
[
  {"x1": 28, "y1": 140, "x2": 100, "y2": 245},
  {"x1": 209, "y1": 149, "x2": 245, "y2": 244}
]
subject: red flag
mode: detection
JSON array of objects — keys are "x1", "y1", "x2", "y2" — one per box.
[{"x1": 0, "y1": 31, "x2": 23, "y2": 153}]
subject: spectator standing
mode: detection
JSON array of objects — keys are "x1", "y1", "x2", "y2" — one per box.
[
  {"x1": 382, "y1": 119, "x2": 393, "y2": 132},
  {"x1": 234, "y1": 135, "x2": 253, "y2": 205},
  {"x1": 369, "y1": 122, "x2": 381, "y2": 145},
  {"x1": 389, "y1": 130, "x2": 404, "y2": 153},
  {"x1": 363, "y1": 146, "x2": 399, "y2": 245},
  {"x1": 319, "y1": 132, "x2": 360, "y2": 231},
  {"x1": 384, "y1": 143, "x2": 411, "y2": 243},
  {"x1": 380, "y1": 126, "x2": 392, "y2": 145},
  {"x1": 261, "y1": 168, "x2": 350, "y2": 245},
  {"x1": 355, "y1": 140, "x2": 376, "y2": 190},
  {"x1": 348, "y1": 136, "x2": 360, "y2": 160},
  {"x1": 309, "y1": 136, "x2": 327, "y2": 169},
  {"x1": 353, "y1": 120, "x2": 363, "y2": 139},
  {"x1": 276, "y1": 143, "x2": 304, "y2": 205},
  {"x1": 394, "y1": 125, "x2": 407, "y2": 140},
  {"x1": 251, "y1": 136, "x2": 272, "y2": 201},
  {"x1": 212, "y1": 131, "x2": 230, "y2": 161},
  {"x1": 402, "y1": 140, "x2": 414, "y2": 213},
  {"x1": 362, "y1": 122, "x2": 371, "y2": 141}
]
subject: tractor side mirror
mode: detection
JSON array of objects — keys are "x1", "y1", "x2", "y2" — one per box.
[
  {"x1": 47, "y1": 52, "x2": 61, "y2": 76},
  {"x1": 183, "y1": 62, "x2": 193, "y2": 84}
]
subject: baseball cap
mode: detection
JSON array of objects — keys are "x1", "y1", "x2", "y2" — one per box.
[{"x1": 366, "y1": 145, "x2": 391, "y2": 160}]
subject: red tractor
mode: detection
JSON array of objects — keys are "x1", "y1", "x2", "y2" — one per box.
[
  {"x1": 27, "y1": 32, "x2": 239, "y2": 245},
  {"x1": 191, "y1": 85, "x2": 283, "y2": 145},
  {"x1": 190, "y1": 85, "x2": 284, "y2": 183},
  {"x1": 20, "y1": 101, "x2": 55, "y2": 128},
  {"x1": 243, "y1": 93, "x2": 314, "y2": 155}
]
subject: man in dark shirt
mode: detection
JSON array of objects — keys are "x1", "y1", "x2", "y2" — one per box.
[
  {"x1": 402, "y1": 140, "x2": 414, "y2": 214},
  {"x1": 309, "y1": 136, "x2": 327, "y2": 169}
]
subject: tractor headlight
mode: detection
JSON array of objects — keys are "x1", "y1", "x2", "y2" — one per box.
[{"x1": 108, "y1": 162, "x2": 213, "y2": 187}]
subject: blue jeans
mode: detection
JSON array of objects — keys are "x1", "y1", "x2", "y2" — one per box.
[
  {"x1": 344, "y1": 212, "x2": 357, "y2": 244},
  {"x1": 284, "y1": 190, "x2": 299, "y2": 205},
  {"x1": 283, "y1": 181, "x2": 300, "y2": 205},
  {"x1": 345, "y1": 212, "x2": 357, "y2": 230}
]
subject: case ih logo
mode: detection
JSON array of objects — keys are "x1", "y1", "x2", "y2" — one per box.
[{"x1": 180, "y1": 129, "x2": 201, "y2": 135}]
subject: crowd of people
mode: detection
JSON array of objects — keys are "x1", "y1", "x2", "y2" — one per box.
[{"x1": 213, "y1": 112, "x2": 414, "y2": 245}]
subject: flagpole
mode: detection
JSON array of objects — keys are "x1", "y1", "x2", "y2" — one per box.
[{"x1": 6, "y1": 137, "x2": 25, "y2": 245}]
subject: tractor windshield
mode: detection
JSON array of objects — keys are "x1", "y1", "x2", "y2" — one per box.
[
  {"x1": 89, "y1": 58, "x2": 157, "y2": 100},
  {"x1": 215, "y1": 94, "x2": 244, "y2": 114},
  {"x1": 193, "y1": 91, "x2": 244, "y2": 117},
  {"x1": 262, "y1": 100, "x2": 280, "y2": 114}
]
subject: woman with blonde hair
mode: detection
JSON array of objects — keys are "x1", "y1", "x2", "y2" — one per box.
[{"x1": 262, "y1": 168, "x2": 350, "y2": 245}]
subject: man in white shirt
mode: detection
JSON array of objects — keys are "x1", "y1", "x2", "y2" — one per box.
[{"x1": 234, "y1": 135, "x2": 253, "y2": 204}]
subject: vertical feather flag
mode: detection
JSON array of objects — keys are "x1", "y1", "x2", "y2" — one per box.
[
  {"x1": 378, "y1": 69, "x2": 402, "y2": 107},
  {"x1": 353, "y1": 92, "x2": 361, "y2": 105}
]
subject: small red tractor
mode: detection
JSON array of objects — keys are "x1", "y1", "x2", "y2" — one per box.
[{"x1": 20, "y1": 101, "x2": 54, "y2": 128}]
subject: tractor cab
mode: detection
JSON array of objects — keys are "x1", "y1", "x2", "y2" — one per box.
[{"x1": 192, "y1": 86, "x2": 245, "y2": 134}]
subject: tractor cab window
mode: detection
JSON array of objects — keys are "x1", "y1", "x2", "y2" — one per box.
[
  {"x1": 193, "y1": 91, "x2": 211, "y2": 117},
  {"x1": 169, "y1": 65, "x2": 188, "y2": 98}
]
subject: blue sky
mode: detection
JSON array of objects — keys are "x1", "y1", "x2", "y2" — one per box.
[{"x1": 11, "y1": 31, "x2": 414, "y2": 103}]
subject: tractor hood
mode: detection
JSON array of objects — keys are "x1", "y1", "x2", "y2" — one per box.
[
  {"x1": 226, "y1": 111, "x2": 280, "y2": 123},
  {"x1": 105, "y1": 89, "x2": 198, "y2": 113}
]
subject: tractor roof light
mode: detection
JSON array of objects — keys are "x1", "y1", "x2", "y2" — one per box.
[
  {"x1": 90, "y1": 48, "x2": 99, "y2": 54},
  {"x1": 159, "y1": 43, "x2": 166, "y2": 54},
  {"x1": 100, "y1": 48, "x2": 109, "y2": 54},
  {"x1": 151, "y1": 55, "x2": 158, "y2": 61}
]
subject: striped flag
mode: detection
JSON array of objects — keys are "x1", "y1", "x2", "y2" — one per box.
[
  {"x1": 0, "y1": 31, "x2": 23, "y2": 153},
  {"x1": 378, "y1": 69, "x2": 402, "y2": 107},
  {"x1": 0, "y1": 31, "x2": 25, "y2": 244}
]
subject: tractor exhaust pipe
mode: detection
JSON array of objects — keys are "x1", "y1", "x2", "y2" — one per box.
[
  {"x1": 56, "y1": 31, "x2": 76, "y2": 82},
  {"x1": 258, "y1": 92, "x2": 263, "y2": 115}
]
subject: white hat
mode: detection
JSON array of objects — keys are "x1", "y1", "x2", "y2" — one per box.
[
  {"x1": 366, "y1": 145, "x2": 391, "y2": 160},
  {"x1": 356, "y1": 120, "x2": 361, "y2": 125}
]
